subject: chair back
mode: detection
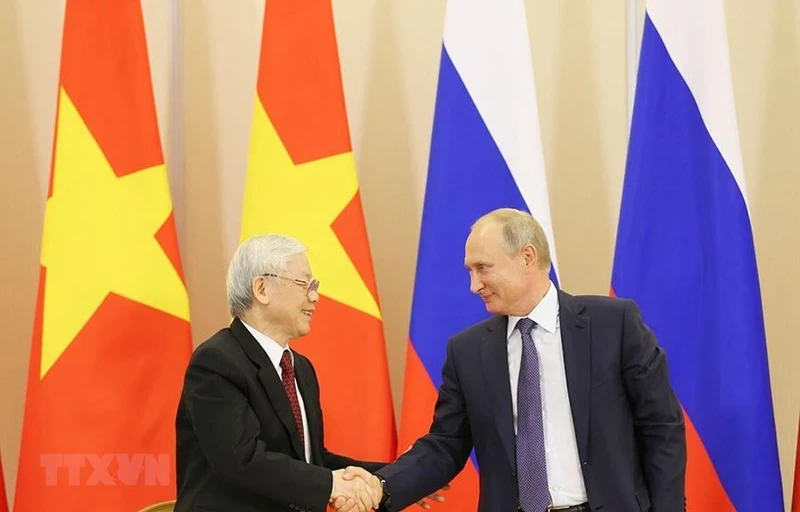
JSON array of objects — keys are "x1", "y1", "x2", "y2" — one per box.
[{"x1": 138, "y1": 500, "x2": 176, "y2": 512}]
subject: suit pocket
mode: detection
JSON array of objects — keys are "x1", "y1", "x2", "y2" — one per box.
[{"x1": 635, "y1": 484, "x2": 651, "y2": 511}]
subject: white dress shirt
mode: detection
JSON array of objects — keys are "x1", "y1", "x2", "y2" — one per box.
[
  {"x1": 242, "y1": 322, "x2": 312, "y2": 463},
  {"x1": 507, "y1": 282, "x2": 588, "y2": 506}
]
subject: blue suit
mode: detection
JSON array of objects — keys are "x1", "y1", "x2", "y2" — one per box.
[{"x1": 377, "y1": 291, "x2": 686, "y2": 512}]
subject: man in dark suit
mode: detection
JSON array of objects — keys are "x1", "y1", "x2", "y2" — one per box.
[
  {"x1": 175, "y1": 234, "x2": 385, "y2": 512},
  {"x1": 346, "y1": 208, "x2": 686, "y2": 512}
]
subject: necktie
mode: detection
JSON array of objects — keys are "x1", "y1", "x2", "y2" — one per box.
[
  {"x1": 279, "y1": 350, "x2": 305, "y2": 449},
  {"x1": 515, "y1": 317, "x2": 550, "y2": 512}
]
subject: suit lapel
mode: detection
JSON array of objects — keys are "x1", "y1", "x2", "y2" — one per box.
[
  {"x1": 230, "y1": 319, "x2": 305, "y2": 460},
  {"x1": 558, "y1": 291, "x2": 591, "y2": 460},
  {"x1": 479, "y1": 316, "x2": 516, "y2": 471},
  {"x1": 294, "y1": 354, "x2": 323, "y2": 465}
]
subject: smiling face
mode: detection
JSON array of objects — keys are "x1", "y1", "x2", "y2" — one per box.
[
  {"x1": 464, "y1": 220, "x2": 541, "y2": 316},
  {"x1": 260, "y1": 253, "x2": 319, "y2": 344}
]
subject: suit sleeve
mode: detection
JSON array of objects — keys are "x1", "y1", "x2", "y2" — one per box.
[
  {"x1": 621, "y1": 300, "x2": 687, "y2": 511},
  {"x1": 184, "y1": 348, "x2": 332, "y2": 512},
  {"x1": 321, "y1": 451, "x2": 386, "y2": 473},
  {"x1": 375, "y1": 337, "x2": 473, "y2": 511}
]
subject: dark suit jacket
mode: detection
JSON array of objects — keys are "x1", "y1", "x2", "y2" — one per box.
[
  {"x1": 377, "y1": 291, "x2": 686, "y2": 512},
  {"x1": 175, "y1": 318, "x2": 385, "y2": 512}
]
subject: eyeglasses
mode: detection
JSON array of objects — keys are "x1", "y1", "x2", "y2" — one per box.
[{"x1": 262, "y1": 273, "x2": 320, "y2": 297}]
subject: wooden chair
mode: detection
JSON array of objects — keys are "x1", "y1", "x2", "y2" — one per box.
[{"x1": 138, "y1": 500, "x2": 176, "y2": 512}]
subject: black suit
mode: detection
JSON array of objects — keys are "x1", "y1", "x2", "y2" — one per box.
[
  {"x1": 377, "y1": 291, "x2": 686, "y2": 512},
  {"x1": 175, "y1": 318, "x2": 385, "y2": 512}
]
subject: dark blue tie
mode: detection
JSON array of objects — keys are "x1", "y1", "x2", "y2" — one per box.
[{"x1": 515, "y1": 317, "x2": 550, "y2": 512}]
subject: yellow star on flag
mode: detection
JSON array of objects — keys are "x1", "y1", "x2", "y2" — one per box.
[
  {"x1": 38, "y1": 89, "x2": 189, "y2": 378},
  {"x1": 240, "y1": 98, "x2": 380, "y2": 320}
]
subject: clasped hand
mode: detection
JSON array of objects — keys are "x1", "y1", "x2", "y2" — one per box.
[
  {"x1": 329, "y1": 467, "x2": 381, "y2": 512},
  {"x1": 329, "y1": 466, "x2": 449, "y2": 512}
]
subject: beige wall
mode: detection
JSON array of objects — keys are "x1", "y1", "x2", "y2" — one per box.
[{"x1": 1, "y1": 0, "x2": 798, "y2": 508}]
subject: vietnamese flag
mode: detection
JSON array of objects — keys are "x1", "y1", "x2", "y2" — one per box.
[
  {"x1": 1, "y1": 451, "x2": 7, "y2": 512},
  {"x1": 14, "y1": 0, "x2": 192, "y2": 510},
  {"x1": 793, "y1": 416, "x2": 799, "y2": 512},
  {"x1": 239, "y1": 0, "x2": 396, "y2": 461}
]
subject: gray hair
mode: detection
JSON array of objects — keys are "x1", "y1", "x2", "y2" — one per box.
[
  {"x1": 226, "y1": 234, "x2": 307, "y2": 317},
  {"x1": 473, "y1": 208, "x2": 551, "y2": 271}
]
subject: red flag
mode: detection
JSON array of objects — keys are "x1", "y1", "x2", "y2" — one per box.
[
  {"x1": 239, "y1": 0, "x2": 396, "y2": 460},
  {"x1": 793, "y1": 416, "x2": 799, "y2": 512},
  {"x1": 14, "y1": 1, "x2": 192, "y2": 509},
  {"x1": 0, "y1": 451, "x2": 8, "y2": 512}
]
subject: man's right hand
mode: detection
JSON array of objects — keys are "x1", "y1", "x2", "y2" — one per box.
[{"x1": 330, "y1": 468, "x2": 382, "y2": 512}]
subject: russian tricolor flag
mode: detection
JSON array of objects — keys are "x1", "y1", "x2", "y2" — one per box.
[
  {"x1": 397, "y1": 1, "x2": 558, "y2": 508},
  {"x1": 612, "y1": 1, "x2": 783, "y2": 510}
]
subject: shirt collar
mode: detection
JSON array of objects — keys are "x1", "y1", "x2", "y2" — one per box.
[
  {"x1": 507, "y1": 281, "x2": 559, "y2": 339},
  {"x1": 241, "y1": 320, "x2": 292, "y2": 371}
]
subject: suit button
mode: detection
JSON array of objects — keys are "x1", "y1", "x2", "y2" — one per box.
[{"x1": 582, "y1": 461, "x2": 588, "y2": 466}]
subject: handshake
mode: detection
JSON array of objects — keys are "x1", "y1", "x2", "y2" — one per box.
[{"x1": 329, "y1": 467, "x2": 448, "y2": 512}]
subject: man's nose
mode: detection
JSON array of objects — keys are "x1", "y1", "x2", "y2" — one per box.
[{"x1": 469, "y1": 273, "x2": 482, "y2": 294}]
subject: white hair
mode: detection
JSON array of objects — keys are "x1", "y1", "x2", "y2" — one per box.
[{"x1": 226, "y1": 234, "x2": 307, "y2": 317}]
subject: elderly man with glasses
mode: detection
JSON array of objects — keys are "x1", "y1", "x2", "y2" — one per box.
[{"x1": 174, "y1": 233, "x2": 384, "y2": 512}]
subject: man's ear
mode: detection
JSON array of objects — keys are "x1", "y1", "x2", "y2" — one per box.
[
  {"x1": 251, "y1": 276, "x2": 271, "y2": 306},
  {"x1": 521, "y1": 243, "x2": 538, "y2": 269}
]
